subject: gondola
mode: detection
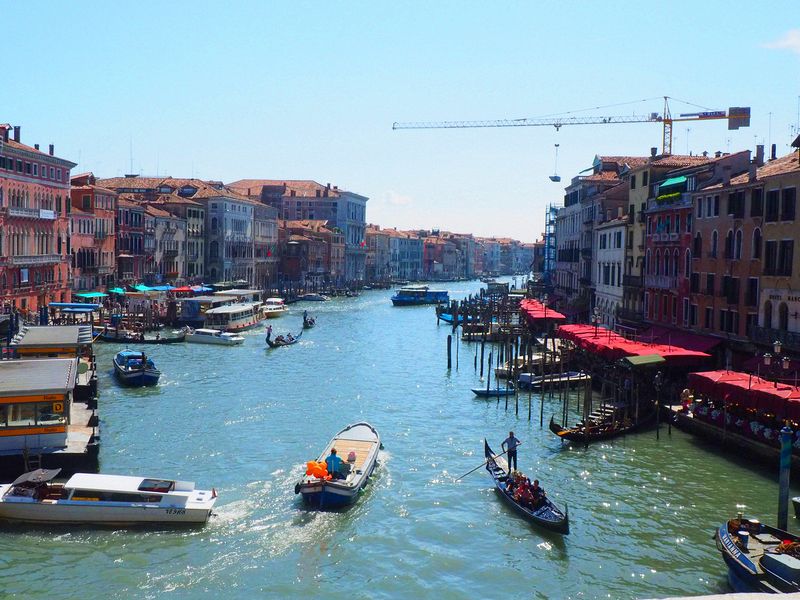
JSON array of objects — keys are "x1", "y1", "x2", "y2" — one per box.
[
  {"x1": 302, "y1": 312, "x2": 316, "y2": 329},
  {"x1": 265, "y1": 326, "x2": 302, "y2": 348},
  {"x1": 96, "y1": 330, "x2": 185, "y2": 345},
  {"x1": 548, "y1": 409, "x2": 655, "y2": 444},
  {"x1": 484, "y1": 440, "x2": 569, "y2": 534}
]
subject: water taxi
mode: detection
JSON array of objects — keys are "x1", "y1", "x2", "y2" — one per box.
[
  {"x1": 184, "y1": 327, "x2": 245, "y2": 346},
  {"x1": 113, "y1": 350, "x2": 161, "y2": 387},
  {"x1": 204, "y1": 302, "x2": 264, "y2": 332},
  {"x1": 0, "y1": 469, "x2": 217, "y2": 525},
  {"x1": 295, "y1": 422, "x2": 380, "y2": 509},
  {"x1": 262, "y1": 298, "x2": 289, "y2": 318},
  {"x1": 391, "y1": 286, "x2": 449, "y2": 306}
]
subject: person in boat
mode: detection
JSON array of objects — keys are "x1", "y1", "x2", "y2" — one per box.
[
  {"x1": 325, "y1": 448, "x2": 346, "y2": 480},
  {"x1": 501, "y1": 431, "x2": 521, "y2": 472},
  {"x1": 531, "y1": 479, "x2": 546, "y2": 508}
]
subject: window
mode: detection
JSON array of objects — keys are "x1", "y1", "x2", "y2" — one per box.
[
  {"x1": 728, "y1": 190, "x2": 745, "y2": 218},
  {"x1": 746, "y1": 278, "x2": 758, "y2": 307},
  {"x1": 750, "y1": 188, "x2": 763, "y2": 217},
  {"x1": 630, "y1": 174, "x2": 636, "y2": 189},
  {"x1": 690, "y1": 272, "x2": 700, "y2": 293},
  {"x1": 724, "y1": 230, "x2": 734, "y2": 259},
  {"x1": 693, "y1": 232, "x2": 702, "y2": 256},
  {"x1": 766, "y1": 190, "x2": 780, "y2": 221},
  {"x1": 778, "y1": 240, "x2": 794, "y2": 276},
  {"x1": 690, "y1": 304, "x2": 698, "y2": 326},
  {"x1": 705, "y1": 306, "x2": 713, "y2": 328},
  {"x1": 697, "y1": 198, "x2": 703, "y2": 218},
  {"x1": 32, "y1": 164, "x2": 37, "y2": 176},
  {"x1": 706, "y1": 197, "x2": 712, "y2": 217},
  {"x1": 686, "y1": 213, "x2": 692, "y2": 233},
  {"x1": 781, "y1": 188, "x2": 796, "y2": 221},
  {"x1": 706, "y1": 273, "x2": 715, "y2": 295},
  {"x1": 780, "y1": 302, "x2": 789, "y2": 331},
  {"x1": 752, "y1": 228, "x2": 762, "y2": 259},
  {"x1": 685, "y1": 249, "x2": 691, "y2": 277},
  {"x1": 713, "y1": 195, "x2": 720, "y2": 216},
  {"x1": 711, "y1": 230, "x2": 718, "y2": 258},
  {"x1": 734, "y1": 229, "x2": 742, "y2": 259},
  {"x1": 764, "y1": 300, "x2": 773, "y2": 328},
  {"x1": 642, "y1": 171, "x2": 649, "y2": 186},
  {"x1": 683, "y1": 298, "x2": 689, "y2": 325},
  {"x1": 673, "y1": 297, "x2": 678, "y2": 322},
  {"x1": 764, "y1": 240, "x2": 778, "y2": 274}
]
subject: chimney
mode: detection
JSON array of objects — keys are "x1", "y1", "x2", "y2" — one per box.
[
  {"x1": 13, "y1": 126, "x2": 20, "y2": 142},
  {"x1": 771, "y1": 143, "x2": 777, "y2": 161},
  {"x1": 755, "y1": 144, "x2": 765, "y2": 167},
  {"x1": 722, "y1": 165, "x2": 732, "y2": 186},
  {"x1": 326, "y1": 183, "x2": 331, "y2": 189},
  {"x1": 617, "y1": 206, "x2": 623, "y2": 218},
  {"x1": 714, "y1": 151, "x2": 722, "y2": 158},
  {"x1": 49, "y1": 144, "x2": 54, "y2": 156},
  {"x1": 650, "y1": 147, "x2": 657, "y2": 157},
  {"x1": 702, "y1": 151, "x2": 708, "y2": 157},
  {"x1": 34, "y1": 144, "x2": 39, "y2": 151},
  {"x1": 1, "y1": 127, "x2": 8, "y2": 143}
]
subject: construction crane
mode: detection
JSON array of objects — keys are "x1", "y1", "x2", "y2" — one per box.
[{"x1": 393, "y1": 97, "x2": 751, "y2": 155}]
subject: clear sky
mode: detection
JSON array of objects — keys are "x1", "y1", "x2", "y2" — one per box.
[{"x1": 5, "y1": 1, "x2": 799, "y2": 241}]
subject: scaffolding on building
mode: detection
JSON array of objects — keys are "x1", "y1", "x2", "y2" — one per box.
[{"x1": 543, "y1": 203, "x2": 559, "y2": 285}]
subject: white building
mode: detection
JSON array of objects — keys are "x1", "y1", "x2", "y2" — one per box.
[{"x1": 593, "y1": 215, "x2": 627, "y2": 329}]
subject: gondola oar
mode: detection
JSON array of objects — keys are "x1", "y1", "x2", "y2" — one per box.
[{"x1": 455, "y1": 443, "x2": 522, "y2": 481}]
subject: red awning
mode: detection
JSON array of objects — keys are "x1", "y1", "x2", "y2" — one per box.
[
  {"x1": 171, "y1": 286, "x2": 194, "y2": 293},
  {"x1": 688, "y1": 370, "x2": 800, "y2": 419},
  {"x1": 557, "y1": 324, "x2": 711, "y2": 365},
  {"x1": 519, "y1": 299, "x2": 566, "y2": 322}
]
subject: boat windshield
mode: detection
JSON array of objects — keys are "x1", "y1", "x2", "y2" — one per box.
[{"x1": 138, "y1": 479, "x2": 174, "y2": 493}]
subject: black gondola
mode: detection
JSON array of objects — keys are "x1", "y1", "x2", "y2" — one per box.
[
  {"x1": 549, "y1": 410, "x2": 655, "y2": 444},
  {"x1": 484, "y1": 440, "x2": 569, "y2": 534},
  {"x1": 266, "y1": 327, "x2": 302, "y2": 348},
  {"x1": 302, "y1": 312, "x2": 316, "y2": 329}
]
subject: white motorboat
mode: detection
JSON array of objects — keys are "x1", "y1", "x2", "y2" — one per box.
[
  {"x1": 184, "y1": 327, "x2": 244, "y2": 346},
  {"x1": 298, "y1": 293, "x2": 329, "y2": 302},
  {"x1": 0, "y1": 469, "x2": 217, "y2": 525},
  {"x1": 262, "y1": 298, "x2": 289, "y2": 318}
]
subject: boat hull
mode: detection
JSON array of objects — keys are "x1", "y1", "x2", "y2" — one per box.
[
  {"x1": 392, "y1": 298, "x2": 446, "y2": 306},
  {"x1": 0, "y1": 501, "x2": 212, "y2": 525},
  {"x1": 185, "y1": 334, "x2": 244, "y2": 346},
  {"x1": 472, "y1": 388, "x2": 515, "y2": 398},
  {"x1": 113, "y1": 367, "x2": 160, "y2": 387}
]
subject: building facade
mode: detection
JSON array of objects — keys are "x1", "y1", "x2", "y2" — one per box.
[
  {"x1": 0, "y1": 124, "x2": 75, "y2": 311},
  {"x1": 70, "y1": 172, "x2": 116, "y2": 291}
]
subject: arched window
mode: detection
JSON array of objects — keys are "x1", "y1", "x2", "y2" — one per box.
[
  {"x1": 711, "y1": 230, "x2": 718, "y2": 258},
  {"x1": 735, "y1": 229, "x2": 743, "y2": 259},
  {"x1": 764, "y1": 300, "x2": 773, "y2": 329},
  {"x1": 752, "y1": 228, "x2": 762, "y2": 259},
  {"x1": 694, "y1": 232, "x2": 702, "y2": 256},
  {"x1": 210, "y1": 241, "x2": 219, "y2": 259},
  {"x1": 211, "y1": 217, "x2": 218, "y2": 231},
  {"x1": 673, "y1": 249, "x2": 680, "y2": 277},
  {"x1": 684, "y1": 249, "x2": 691, "y2": 278},
  {"x1": 779, "y1": 303, "x2": 789, "y2": 331},
  {"x1": 725, "y1": 229, "x2": 734, "y2": 259},
  {"x1": 655, "y1": 250, "x2": 661, "y2": 275},
  {"x1": 645, "y1": 249, "x2": 651, "y2": 274}
]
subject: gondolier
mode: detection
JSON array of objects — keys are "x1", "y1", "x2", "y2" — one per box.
[{"x1": 501, "y1": 431, "x2": 521, "y2": 472}]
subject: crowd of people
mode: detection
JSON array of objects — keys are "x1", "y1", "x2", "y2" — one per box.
[{"x1": 505, "y1": 472, "x2": 546, "y2": 510}]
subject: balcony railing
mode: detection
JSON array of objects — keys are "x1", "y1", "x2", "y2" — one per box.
[
  {"x1": 749, "y1": 326, "x2": 800, "y2": 352},
  {"x1": 622, "y1": 275, "x2": 642, "y2": 288},
  {"x1": 5, "y1": 206, "x2": 57, "y2": 220},
  {"x1": 645, "y1": 274, "x2": 677, "y2": 289},
  {"x1": 10, "y1": 254, "x2": 62, "y2": 266}
]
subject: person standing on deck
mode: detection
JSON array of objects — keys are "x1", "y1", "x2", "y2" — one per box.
[{"x1": 501, "y1": 431, "x2": 521, "y2": 472}]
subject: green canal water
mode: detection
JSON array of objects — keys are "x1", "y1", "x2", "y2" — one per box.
[{"x1": 1, "y1": 278, "x2": 797, "y2": 599}]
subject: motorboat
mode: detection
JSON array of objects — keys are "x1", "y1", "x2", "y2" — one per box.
[
  {"x1": 262, "y1": 298, "x2": 289, "y2": 318},
  {"x1": 0, "y1": 469, "x2": 217, "y2": 525},
  {"x1": 295, "y1": 422, "x2": 380, "y2": 509},
  {"x1": 203, "y1": 302, "x2": 265, "y2": 332},
  {"x1": 113, "y1": 350, "x2": 161, "y2": 387},
  {"x1": 184, "y1": 327, "x2": 244, "y2": 346},
  {"x1": 298, "y1": 293, "x2": 329, "y2": 302},
  {"x1": 391, "y1": 286, "x2": 449, "y2": 306}
]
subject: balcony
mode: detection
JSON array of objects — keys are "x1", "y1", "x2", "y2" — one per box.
[
  {"x1": 94, "y1": 231, "x2": 108, "y2": 240},
  {"x1": 622, "y1": 275, "x2": 642, "y2": 288},
  {"x1": 749, "y1": 326, "x2": 800, "y2": 352},
  {"x1": 98, "y1": 265, "x2": 113, "y2": 274},
  {"x1": 10, "y1": 254, "x2": 62, "y2": 266},
  {"x1": 5, "y1": 206, "x2": 57, "y2": 220},
  {"x1": 645, "y1": 274, "x2": 677, "y2": 289},
  {"x1": 617, "y1": 308, "x2": 644, "y2": 323}
]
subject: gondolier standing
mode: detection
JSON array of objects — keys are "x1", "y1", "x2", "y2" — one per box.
[{"x1": 501, "y1": 431, "x2": 521, "y2": 473}]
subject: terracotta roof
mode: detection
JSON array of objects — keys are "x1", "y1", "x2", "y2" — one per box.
[
  {"x1": 144, "y1": 205, "x2": 173, "y2": 218},
  {"x1": 98, "y1": 176, "x2": 256, "y2": 204},
  {"x1": 97, "y1": 176, "x2": 165, "y2": 189},
  {"x1": 648, "y1": 155, "x2": 715, "y2": 169},
  {"x1": 584, "y1": 171, "x2": 621, "y2": 182},
  {"x1": 150, "y1": 193, "x2": 201, "y2": 206},
  {"x1": 599, "y1": 156, "x2": 649, "y2": 169},
  {"x1": 228, "y1": 179, "x2": 342, "y2": 198},
  {"x1": 69, "y1": 207, "x2": 91, "y2": 216},
  {"x1": 117, "y1": 197, "x2": 144, "y2": 209},
  {"x1": 722, "y1": 152, "x2": 800, "y2": 186},
  {"x1": 283, "y1": 219, "x2": 333, "y2": 232},
  {"x1": 1, "y1": 136, "x2": 76, "y2": 166}
]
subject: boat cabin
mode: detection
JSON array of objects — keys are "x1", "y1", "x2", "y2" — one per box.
[
  {"x1": 178, "y1": 295, "x2": 236, "y2": 323},
  {"x1": 213, "y1": 288, "x2": 263, "y2": 304},
  {"x1": 0, "y1": 359, "x2": 77, "y2": 452},
  {"x1": 203, "y1": 302, "x2": 262, "y2": 331}
]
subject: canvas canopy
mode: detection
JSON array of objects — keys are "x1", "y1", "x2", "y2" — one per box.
[
  {"x1": 519, "y1": 299, "x2": 566, "y2": 322},
  {"x1": 687, "y1": 370, "x2": 800, "y2": 420}
]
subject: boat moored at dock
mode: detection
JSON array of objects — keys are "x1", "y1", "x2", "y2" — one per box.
[
  {"x1": 0, "y1": 469, "x2": 217, "y2": 525},
  {"x1": 295, "y1": 422, "x2": 380, "y2": 509},
  {"x1": 204, "y1": 302, "x2": 265, "y2": 332},
  {"x1": 113, "y1": 350, "x2": 161, "y2": 387},
  {"x1": 714, "y1": 514, "x2": 800, "y2": 593},
  {"x1": 391, "y1": 286, "x2": 449, "y2": 306}
]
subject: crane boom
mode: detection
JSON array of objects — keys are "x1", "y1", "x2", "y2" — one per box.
[
  {"x1": 393, "y1": 98, "x2": 750, "y2": 155},
  {"x1": 392, "y1": 114, "x2": 660, "y2": 130}
]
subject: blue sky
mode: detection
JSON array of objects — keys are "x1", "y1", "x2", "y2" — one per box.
[{"x1": 4, "y1": 1, "x2": 799, "y2": 240}]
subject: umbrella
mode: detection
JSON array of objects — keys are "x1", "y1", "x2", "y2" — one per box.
[
  {"x1": 108, "y1": 287, "x2": 126, "y2": 295},
  {"x1": 75, "y1": 291, "x2": 108, "y2": 298},
  {"x1": 171, "y1": 286, "x2": 194, "y2": 293},
  {"x1": 133, "y1": 284, "x2": 151, "y2": 292},
  {"x1": 192, "y1": 285, "x2": 213, "y2": 292}
]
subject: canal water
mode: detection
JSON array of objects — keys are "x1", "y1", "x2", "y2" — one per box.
[{"x1": 1, "y1": 278, "x2": 796, "y2": 599}]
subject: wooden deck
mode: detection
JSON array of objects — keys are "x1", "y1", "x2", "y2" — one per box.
[{"x1": 332, "y1": 439, "x2": 376, "y2": 471}]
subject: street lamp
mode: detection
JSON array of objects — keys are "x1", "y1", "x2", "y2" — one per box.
[
  {"x1": 592, "y1": 306, "x2": 601, "y2": 338},
  {"x1": 542, "y1": 293, "x2": 549, "y2": 320}
]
